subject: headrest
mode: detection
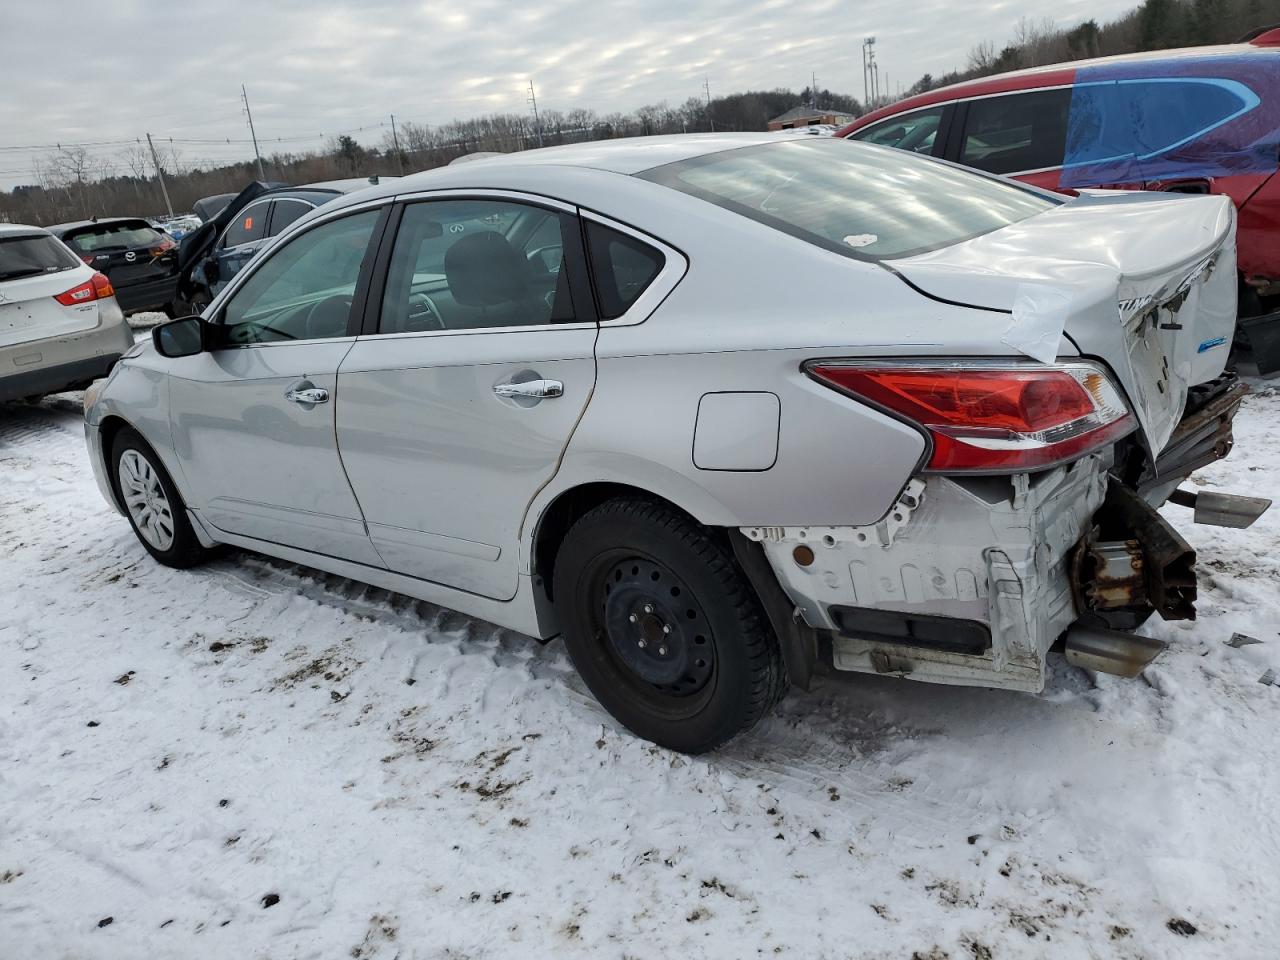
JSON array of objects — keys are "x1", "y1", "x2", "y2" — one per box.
[{"x1": 444, "y1": 231, "x2": 528, "y2": 307}]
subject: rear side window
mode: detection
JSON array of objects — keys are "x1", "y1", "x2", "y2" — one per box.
[
  {"x1": 960, "y1": 89, "x2": 1072, "y2": 174},
  {"x1": 270, "y1": 199, "x2": 313, "y2": 236},
  {"x1": 64, "y1": 221, "x2": 163, "y2": 253},
  {"x1": 640, "y1": 138, "x2": 1057, "y2": 261},
  {"x1": 223, "y1": 204, "x2": 269, "y2": 247},
  {"x1": 0, "y1": 233, "x2": 80, "y2": 281},
  {"x1": 584, "y1": 223, "x2": 664, "y2": 319},
  {"x1": 1066, "y1": 78, "x2": 1256, "y2": 165},
  {"x1": 379, "y1": 199, "x2": 578, "y2": 334},
  {"x1": 849, "y1": 106, "x2": 945, "y2": 155}
]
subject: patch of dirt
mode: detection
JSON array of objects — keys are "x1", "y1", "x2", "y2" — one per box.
[
  {"x1": 273, "y1": 649, "x2": 358, "y2": 690},
  {"x1": 350, "y1": 913, "x2": 398, "y2": 958}
]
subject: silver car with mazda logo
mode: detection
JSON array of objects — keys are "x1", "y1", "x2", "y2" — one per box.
[{"x1": 82, "y1": 134, "x2": 1269, "y2": 753}]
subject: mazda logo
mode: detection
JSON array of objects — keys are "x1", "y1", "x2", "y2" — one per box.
[{"x1": 124, "y1": 251, "x2": 137, "y2": 262}]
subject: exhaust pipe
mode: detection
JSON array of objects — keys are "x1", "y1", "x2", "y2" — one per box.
[
  {"x1": 1168, "y1": 488, "x2": 1272, "y2": 529},
  {"x1": 1064, "y1": 624, "x2": 1167, "y2": 678}
]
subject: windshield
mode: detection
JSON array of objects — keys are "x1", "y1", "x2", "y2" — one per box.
[
  {"x1": 0, "y1": 233, "x2": 80, "y2": 282},
  {"x1": 638, "y1": 138, "x2": 1059, "y2": 260},
  {"x1": 63, "y1": 221, "x2": 164, "y2": 253}
]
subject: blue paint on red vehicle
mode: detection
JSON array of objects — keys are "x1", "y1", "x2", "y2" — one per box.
[{"x1": 1059, "y1": 54, "x2": 1280, "y2": 188}]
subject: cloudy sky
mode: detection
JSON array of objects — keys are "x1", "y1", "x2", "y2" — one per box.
[{"x1": 2, "y1": 0, "x2": 1138, "y2": 189}]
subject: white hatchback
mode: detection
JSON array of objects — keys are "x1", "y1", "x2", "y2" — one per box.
[{"x1": 0, "y1": 224, "x2": 133, "y2": 402}]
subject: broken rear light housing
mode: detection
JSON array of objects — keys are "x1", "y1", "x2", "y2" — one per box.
[{"x1": 805, "y1": 359, "x2": 1135, "y2": 472}]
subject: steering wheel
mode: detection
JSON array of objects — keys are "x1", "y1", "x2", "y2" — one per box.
[
  {"x1": 302, "y1": 294, "x2": 354, "y2": 339},
  {"x1": 526, "y1": 244, "x2": 564, "y2": 274},
  {"x1": 406, "y1": 292, "x2": 446, "y2": 331}
]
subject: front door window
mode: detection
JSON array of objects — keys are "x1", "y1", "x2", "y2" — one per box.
[{"x1": 220, "y1": 210, "x2": 379, "y2": 344}]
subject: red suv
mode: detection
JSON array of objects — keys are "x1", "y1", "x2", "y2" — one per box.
[{"x1": 836, "y1": 29, "x2": 1280, "y2": 368}]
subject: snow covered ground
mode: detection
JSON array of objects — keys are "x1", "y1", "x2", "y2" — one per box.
[{"x1": 2, "y1": 386, "x2": 1279, "y2": 960}]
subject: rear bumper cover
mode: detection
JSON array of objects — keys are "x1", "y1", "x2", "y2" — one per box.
[
  {"x1": 0, "y1": 353, "x2": 121, "y2": 403},
  {"x1": 744, "y1": 455, "x2": 1109, "y2": 692}
]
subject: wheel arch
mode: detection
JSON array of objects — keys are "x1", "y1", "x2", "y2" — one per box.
[
  {"x1": 97, "y1": 414, "x2": 134, "y2": 512},
  {"x1": 528, "y1": 478, "x2": 818, "y2": 689},
  {"x1": 531, "y1": 481, "x2": 706, "y2": 604}
]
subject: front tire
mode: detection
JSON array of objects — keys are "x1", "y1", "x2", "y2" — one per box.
[
  {"x1": 110, "y1": 427, "x2": 210, "y2": 569},
  {"x1": 553, "y1": 497, "x2": 787, "y2": 753}
]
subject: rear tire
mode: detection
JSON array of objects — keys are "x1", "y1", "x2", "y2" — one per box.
[
  {"x1": 110, "y1": 427, "x2": 210, "y2": 569},
  {"x1": 553, "y1": 497, "x2": 787, "y2": 753}
]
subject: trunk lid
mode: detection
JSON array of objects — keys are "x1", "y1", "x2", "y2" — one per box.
[
  {"x1": 0, "y1": 268, "x2": 102, "y2": 348},
  {"x1": 891, "y1": 191, "x2": 1237, "y2": 453}
]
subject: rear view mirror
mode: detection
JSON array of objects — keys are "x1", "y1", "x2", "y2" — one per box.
[{"x1": 153, "y1": 316, "x2": 207, "y2": 358}]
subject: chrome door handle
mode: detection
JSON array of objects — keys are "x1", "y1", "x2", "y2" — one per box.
[
  {"x1": 285, "y1": 386, "x2": 329, "y2": 404},
  {"x1": 493, "y1": 379, "x2": 563, "y2": 400}
]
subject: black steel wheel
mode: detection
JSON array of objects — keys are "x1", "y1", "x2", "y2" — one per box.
[{"x1": 553, "y1": 496, "x2": 787, "y2": 753}]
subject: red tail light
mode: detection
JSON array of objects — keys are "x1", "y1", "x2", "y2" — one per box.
[
  {"x1": 806, "y1": 360, "x2": 1134, "y2": 472},
  {"x1": 79, "y1": 255, "x2": 95, "y2": 266},
  {"x1": 54, "y1": 271, "x2": 115, "y2": 306}
]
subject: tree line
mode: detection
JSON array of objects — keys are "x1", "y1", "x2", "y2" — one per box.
[{"x1": 3, "y1": 0, "x2": 1276, "y2": 226}]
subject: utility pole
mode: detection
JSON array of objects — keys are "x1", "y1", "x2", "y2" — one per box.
[
  {"x1": 145, "y1": 133, "x2": 174, "y2": 217},
  {"x1": 527, "y1": 80, "x2": 544, "y2": 148},
  {"x1": 389, "y1": 113, "x2": 405, "y2": 176},
  {"x1": 241, "y1": 84, "x2": 267, "y2": 181},
  {"x1": 704, "y1": 77, "x2": 714, "y2": 131},
  {"x1": 811, "y1": 71, "x2": 818, "y2": 108},
  {"x1": 862, "y1": 37, "x2": 877, "y2": 108}
]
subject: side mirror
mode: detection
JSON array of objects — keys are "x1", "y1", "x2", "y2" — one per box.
[{"x1": 153, "y1": 316, "x2": 207, "y2": 358}]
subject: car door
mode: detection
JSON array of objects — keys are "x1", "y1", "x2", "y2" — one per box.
[
  {"x1": 213, "y1": 199, "x2": 271, "y2": 293},
  {"x1": 166, "y1": 204, "x2": 388, "y2": 565},
  {"x1": 334, "y1": 194, "x2": 598, "y2": 601}
]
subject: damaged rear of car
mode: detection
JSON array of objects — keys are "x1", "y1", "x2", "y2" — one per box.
[{"x1": 648, "y1": 137, "x2": 1268, "y2": 695}]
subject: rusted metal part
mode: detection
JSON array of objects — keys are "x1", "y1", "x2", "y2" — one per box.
[
  {"x1": 1072, "y1": 479, "x2": 1198, "y2": 622},
  {"x1": 1134, "y1": 374, "x2": 1247, "y2": 499},
  {"x1": 1075, "y1": 540, "x2": 1147, "y2": 610},
  {"x1": 1064, "y1": 624, "x2": 1167, "y2": 678}
]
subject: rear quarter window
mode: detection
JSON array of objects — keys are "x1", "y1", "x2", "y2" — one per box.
[{"x1": 584, "y1": 222, "x2": 665, "y2": 320}]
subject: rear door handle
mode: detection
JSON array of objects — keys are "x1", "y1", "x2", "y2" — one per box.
[
  {"x1": 285, "y1": 386, "x2": 329, "y2": 405},
  {"x1": 493, "y1": 379, "x2": 563, "y2": 400}
]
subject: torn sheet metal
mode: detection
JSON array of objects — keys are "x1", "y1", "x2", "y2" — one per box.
[
  {"x1": 1003, "y1": 283, "x2": 1074, "y2": 363},
  {"x1": 1227, "y1": 632, "x2": 1263, "y2": 648}
]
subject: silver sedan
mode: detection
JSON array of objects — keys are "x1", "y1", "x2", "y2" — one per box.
[{"x1": 84, "y1": 133, "x2": 1265, "y2": 752}]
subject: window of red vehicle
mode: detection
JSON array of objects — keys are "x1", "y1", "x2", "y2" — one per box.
[
  {"x1": 849, "y1": 105, "x2": 945, "y2": 156},
  {"x1": 959, "y1": 88, "x2": 1072, "y2": 175}
]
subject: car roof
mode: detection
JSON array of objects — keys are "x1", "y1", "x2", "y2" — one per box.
[
  {"x1": 0, "y1": 223, "x2": 52, "y2": 238},
  {"x1": 46, "y1": 217, "x2": 151, "y2": 235},
  {"x1": 317, "y1": 133, "x2": 794, "y2": 211},
  {"x1": 839, "y1": 39, "x2": 1276, "y2": 132}
]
